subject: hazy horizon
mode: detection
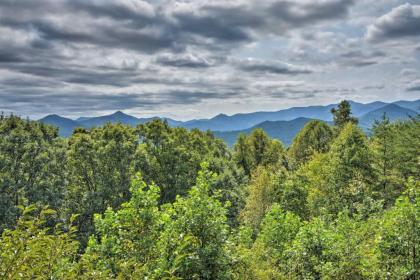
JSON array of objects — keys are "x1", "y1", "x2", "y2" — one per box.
[
  {"x1": 3, "y1": 97, "x2": 417, "y2": 122},
  {"x1": 1, "y1": 0, "x2": 420, "y2": 120}
]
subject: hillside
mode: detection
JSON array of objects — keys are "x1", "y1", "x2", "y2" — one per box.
[
  {"x1": 78, "y1": 111, "x2": 144, "y2": 128},
  {"x1": 359, "y1": 104, "x2": 418, "y2": 130},
  {"x1": 393, "y1": 99, "x2": 420, "y2": 112},
  {"x1": 39, "y1": 114, "x2": 84, "y2": 137},
  {"x1": 214, "y1": 117, "x2": 316, "y2": 146},
  {"x1": 39, "y1": 99, "x2": 419, "y2": 138},
  {"x1": 183, "y1": 100, "x2": 417, "y2": 132}
]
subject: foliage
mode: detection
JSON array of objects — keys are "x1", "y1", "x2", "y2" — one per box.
[
  {"x1": 307, "y1": 123, "x2": 376, "y2": 216},
  {"x1": 0, "y1": 205, "x2": 78, "y2": 279},
  {"x1": 0, "y1": 102, "x2": 418, "y2": 279},
  {"x1": 81, "y1": 174, "x2": 161, "y2": 278},
  {"x1": 252, "y1": 204, "x2": 302, "y2": 278},
  {"x1": 331, "y1": 100, "x2": 358, "y2": 130},
  {"x1": 288, "y1": 120, "x2": 333, "y2": 167},
  {"x1": 373, "y1": 178, "x2": 419, "y2": 279},
  {"x1": 136, "y1": 120, "x2": 236, "y2": 204},
  {"x1": 0, "y1": 115, "x2": 66, "y2": 231},
  {"x1": 65, "y1": 123, "x2": 138, "y2": 248},
  {"x1": 240, "y1": 166, "x2": 284, "y2": 233},
  {"x1": 234, "y1": 129, "x2": 287, "y2": 176},
  {"x1": 155, "y1": 163, "x2": 232, "y2": 280}
]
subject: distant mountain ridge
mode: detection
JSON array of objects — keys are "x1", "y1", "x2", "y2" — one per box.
[
  {"x1": 214, "y1": 117, "x2": 319, "y2": 147},
  {"x1": 39, "y1": 99, "x2": 419, "y2": 143},
  {"x1": 39, "y1": 111, "x2": 181, "y2": 137},
  {"x1": 359, "y1": 104, "x2": 417, "y2": 130},
  {"x1": 39, "y1": 114, "x2": 82, "y2": 137}
]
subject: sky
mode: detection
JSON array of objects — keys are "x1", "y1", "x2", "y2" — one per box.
[{"x1": 0, "y1": 0, "x2": 420, "y2": 120}]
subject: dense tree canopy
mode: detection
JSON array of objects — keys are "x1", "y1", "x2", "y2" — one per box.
[
  {"x1": 0, "y1": 103, "x2": 418, "y2": 279},
  {"x1": 288, "y1": 119, "x2": 334, "y2": 167}
]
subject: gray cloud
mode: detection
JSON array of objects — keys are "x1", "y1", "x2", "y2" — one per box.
[
  {"x1": 339, "y1": 50, "x2": 386, "y2": 67},
  {"x1": 0, "y1": 0, "x2": 417, "y2": 119},
  {"x1": 406, "y1": 80, "x2": 420, "y2": 91},
  {"x1": 360, "y1": 84, "x2": 385, "y2": 90},
  {"x1": 0, "y1": 0, "x2": 357, "y2": 55},
  {"x1": 401, "y1": 68, "x2": 418, "y2": 77},
  {"x1": 155, "y1": 53, "x2": 217, "y2": 68},
  {"x1": 268, "y1": 0, "x2": 354, "y2": 29},
  {"x1": 366, "y1": 3, "x2": 420, "y2": 42},
  {"x1": 235, "y1": 58, "x2": 313, "y2": 75},
  {"x1": 0, "y1": 87, "x2": 242, "y2": 116}
]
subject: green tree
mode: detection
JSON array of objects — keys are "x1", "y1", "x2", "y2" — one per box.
[
  {"x1": 0, "y1": 205, "x2": 78, "y2": 279},
  {"x1": 285, "y1": 217, "x2": 331, "y2": 279},
  {"x1": 136, "y1": 120, "x2": 232, "y2": 204},
  {"x1": 0, "y1": 115, "x2": 66, "y2": 231},
  {"x1": 251, "y1": 204, "x2": 302, "y2": 279},
  {"x1": 288, "y1": 120, "x2": 333, "y2": 167},
  {"x1": 370, "y1": 115, "x2": 402, "y2": 205},
  {"x1": 65, "y1": 123, "x2": 138, "y2": 248},
  {"x1": 374, "y1": 178, "x2": 419, "y2": 279},
  {"x1": 240, "y1": 166, "x2": 285, "y2": 233},
  {"x1": 234, "y1": 133, "x2": 253, "y2": 176},
  {"x1": 81, "y1": 174, "x2": 161, "y2": 278},
  {"x1": 233, "y1": 129, "x2": 287, "y2": 176},
  {"x1": 207, "y1": 156, "x2": 248, "y2": 227},
  {"x1": 307, "y1": 123, "x2": 375, "y2": 216},
  {"x1": 392, "y1": 117, "x2": 420, "y2": 181},
  {"x1": 277, "y1": 171, "x2": 309, "y2": 219},
  {"x1": 331, "y1": 100, "x2": 358, "y2": 130},
  {"x1": 156, "y1": 163, "x2": 232, "y2": 279}
]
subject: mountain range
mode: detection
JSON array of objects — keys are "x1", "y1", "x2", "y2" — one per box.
[{"x1": 39, "y1": 99, "x2": 419, "y2": 145}]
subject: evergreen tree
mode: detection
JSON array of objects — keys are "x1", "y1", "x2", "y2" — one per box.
[{"x1": 331, "y1": 100, "x2": 358, "y2": 129}]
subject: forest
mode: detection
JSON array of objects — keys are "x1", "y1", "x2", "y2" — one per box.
[{"x1": 0, "y1": 101, "x2": 418, "y2": 279}]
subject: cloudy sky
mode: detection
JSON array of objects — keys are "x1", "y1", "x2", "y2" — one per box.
[{"x1": 1, "y1": 0, "x2": 419, "y2": 120}]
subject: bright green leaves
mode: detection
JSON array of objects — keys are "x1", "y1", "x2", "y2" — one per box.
[
  {"x1": 82, "y1": 173, "x2": 161, "y2": 278},
  {"x1": 0, "y1": 205, "x2": 78, "y2": 279},
  {"x1": 240, "y1": 166, "x2": 283, "y2": 233},
  {"x1": 306, "y1": 123, "x2": 375, "y2": 216},
  {"x1": 288, "y1": 120, "x2": 333, "y2": 167},
  {"x1": 65, "y1": 123, "x2": 138, "y2": 248},
  {"x1": 234, "y1": 129, "x2": 287, "y2": 176},
  {"x1": 136, "y1": 120, "x2": 235, "y2": 205},
  {"x1": 81, "y1": 164, "x2": 232, "y2": 279},
  {"x1": 374, "y1": 179, "x2": 419, "y2": 279},
  {"x1": 156, "y1": 163, "x2": 231, "y2": 279}
]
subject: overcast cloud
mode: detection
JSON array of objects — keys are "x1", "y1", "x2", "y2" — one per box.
[{"x1": 0, "y1": 0, "x2": 419, "y2": 119}]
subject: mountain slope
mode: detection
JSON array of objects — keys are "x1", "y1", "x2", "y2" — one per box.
[
  {"x1": 77, "y1": 111, "x2": 182, "y2": 128},
  {"x1": 38, "y1": 99, "x2": 419, "y2": 139},
  {"x1": 183, "y1": 100, "x2": 407, "y2": 132},
  {"x1": 348, "y1": 101, "x2": 388, "y2": 116},
  {"x1": 79, "y1": 111, "x2": 143, "y2": 128},
  {"x1": 39, "y1": 114, "x2": 84, "y2": 137},
  {"x1": 184, "y1": 106, "x2": 334, "y2": 131},
  {"x1": 359, "y1": 104, "x2": 418, "y2": 130},
  {"x1": 393, "y1": 99, "x2": 420, "y2": 112},
  {"x1": 214, "y1": 117, "x2": 317, "y2": 147}
]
